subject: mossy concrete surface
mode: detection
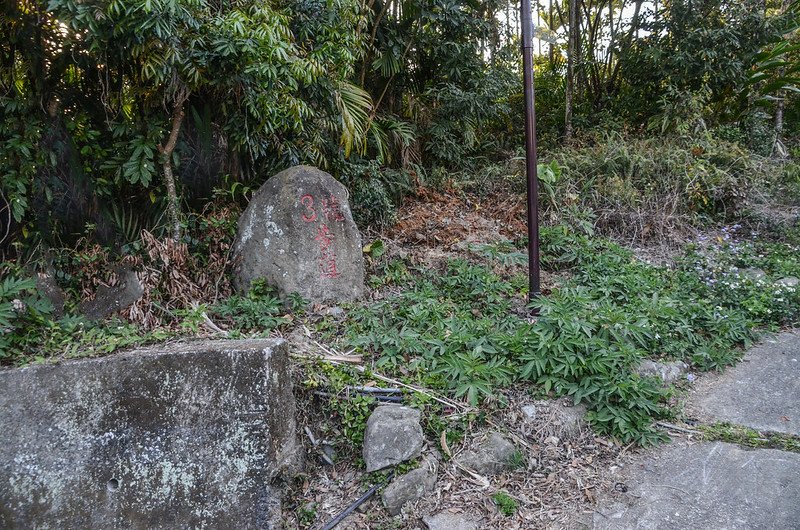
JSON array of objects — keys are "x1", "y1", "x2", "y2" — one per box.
[
  {"x1": 586, "y1": 331, "x2": 800, "y2": 529},
  {"x1": 592, "y1": 440, "x2": 800, "y2": 529},
  {"x1": 0, "y1": 339, "x2": 299, "y2": 529},
  {"x1": 694, "y1": 331, "x2": 800, "y2": 436}
]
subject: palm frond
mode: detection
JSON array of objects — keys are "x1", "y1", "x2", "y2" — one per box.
[{"x1": 335, "y1": 82, "x2": 373, "y2": 157}]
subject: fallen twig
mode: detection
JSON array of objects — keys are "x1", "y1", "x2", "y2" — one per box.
[
  {"x1": 291, "y1": 352, "x2": 364, "y2": 364},
  {"x1": 655, "y1": 422, "x2": 700, "y2": 435},
  {"x1": 303, "y1": 339, "x2": 471, "y2": 413},
  {"x1": 200, "y1": 311, "x2": 228, "y2": 336}
]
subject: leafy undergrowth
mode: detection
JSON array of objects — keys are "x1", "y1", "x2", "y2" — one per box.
[
  {"x1": 0, "y1": 266, "x2": 168, "y2": 365},
  {"x1": 319, "y1": 224, "x2": 799, "y2": 445},
  {"x1": 4, "y1": 214, "x2": 799, "y2": 447}
]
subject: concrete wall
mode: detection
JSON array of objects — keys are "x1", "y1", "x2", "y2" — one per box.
[{"x1": 0, "y1": 339, "x2": 299, "y2": 529}]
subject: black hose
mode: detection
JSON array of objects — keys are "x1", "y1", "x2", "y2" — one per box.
[{"x1": 320, "y1": 471, "x2": 394, "y2": 530}]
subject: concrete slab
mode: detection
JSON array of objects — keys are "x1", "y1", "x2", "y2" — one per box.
[
  {"x1": 592, "y1": 441, "x2": 800, "y2": 529},
  {"x1": 0, "y1": 339, "x2": 299, "y2": 529},
  {"x1": 693, "y1": 331, "x2": 800, "y2": 435}
]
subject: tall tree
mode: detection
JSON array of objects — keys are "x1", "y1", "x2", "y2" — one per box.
[
  {"x1": 774, "y1": 0, "x2": 793, "y2": 152},
  {"x1": 565, "y1": 0, "x2": 578, "y2": 140}
]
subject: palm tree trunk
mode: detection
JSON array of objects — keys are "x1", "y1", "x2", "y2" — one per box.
[
  {"x1": 774, "y1": 0, "x2": 791, "y2": 153},
  {"x1": 565, "y1": 0, "x2": 578, "y2": 141}
]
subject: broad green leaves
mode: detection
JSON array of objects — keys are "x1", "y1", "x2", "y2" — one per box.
[{"x1": 2, "y1": 0, "x2": 368, "y2": 231}]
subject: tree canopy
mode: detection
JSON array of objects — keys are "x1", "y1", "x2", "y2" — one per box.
[{"x1": 1, "y1": 0, "x2": 798, "y2": 248}]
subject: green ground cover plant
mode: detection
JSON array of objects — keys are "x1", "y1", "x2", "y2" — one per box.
[
  {"x1": 328, "y1": 224, "x2": 797, "y2": 445},
  {"x1": 0, "y1": 269, "x2": 164, "y2": 365},
  {"x1": 492, "y1": 491, "x2": 518, "y2": 516}
]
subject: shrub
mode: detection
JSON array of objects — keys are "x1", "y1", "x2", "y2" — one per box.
[{"x1": 546, "y1": 132, "x2": 779, "y2": 239}]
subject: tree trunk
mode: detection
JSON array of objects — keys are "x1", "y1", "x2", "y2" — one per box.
[
  {"x1": 774, "y1": 0, "x2": 790, "y2": 154},
  {"x1": 548, "y1": 0, "x2": 554, "y2": 67},
  {"x1": 159, "y1": 95, "x2": 188, "y2": 241},
  {"x1": 565, "y1": 0, "x2": 578, "y2": 141}
]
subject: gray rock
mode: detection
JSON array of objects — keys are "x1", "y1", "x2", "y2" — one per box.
[
  {"x1": 35, "y1": 270, "x2": 66, "y2": 318},
  {"x1": 458, "y1": 432, "x2": 517, "y2": 475},
  {"x1": 521, "y1": 404, "x2": 537, "y2": 420},
  {"x1": 232, "y1": 165, "x2": 364, "y2": 303},
  {"x1": 776, "y1": 276, "x2": 799, "y2": 288},
  {"x1": 323, "y1": 306, "x2": 345, "y2": 318},
  {"x1": 363, "y1": 405, "x2": 424, "y2": 472},
  {"x1": 79, "y1": 267, "x2": 143, "y2": 320},
  {"x1": 738, "y1": 267, "x2": 767, "y2": 281},
  {"x1": 636, "y1": 359, "x2": 689, "y2": 384},
  {"x1": 382, "y1": 455, "x2": 438, "y2": 515},
  {"x1": 551, "y1": 402, "x2": 588, "y2": 439},
  {"x1": 0, "y1": 338, "x2": 299, "y2": 529},
  {"x1": 423, "y1": 511, "x2": 478, "y2": 530}
]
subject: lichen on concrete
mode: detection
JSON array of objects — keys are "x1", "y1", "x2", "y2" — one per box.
[{"x1": 0, "y1": 339, "x2": 299, "y2": 529}]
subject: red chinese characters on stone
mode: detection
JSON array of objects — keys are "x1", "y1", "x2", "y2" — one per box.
[
  {"x1": 300, "y1": 195, "x2": 317, "y2": 223},
  {"x1": 322, "y1": 195, "x2": 345, "y2": 222},
  {"x1": 314, "y1": 224, "x2": 340, "y2": 279},
  {"x1": 300, "y1": 193, "x2": 342, "y2": 279}
]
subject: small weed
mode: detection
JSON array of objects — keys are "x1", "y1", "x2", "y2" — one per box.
[
  {"x1": 296, "y1": 501, "x2": 317, "y2": 528},
  {"x1": 493, "y1": 491, "x2": 518, "y2": 516},
  {"x1": 368, "y1": 258, "x2": 413, "y2": 288},
  {"x1": 699, "y1": 422, "x2": 800, "y2": 453},
  {"x1": 507, "y1": 449, "x2": 526, "y2": 470}
]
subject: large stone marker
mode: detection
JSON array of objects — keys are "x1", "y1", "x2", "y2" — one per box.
[
  {"x1": 0, "y1": 339, "x2": 299, "y2": 529},
  {"x1": 232, "y1": 165, "x2": 364, "y2": 302}
]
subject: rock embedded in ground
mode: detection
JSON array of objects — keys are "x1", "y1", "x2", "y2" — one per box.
[
  {"x1": 521, "y1": 404, "x2": 537, "y2": 420},
  {"x1": 423, "y1": 511, "x2": 478, "y2": 530},
  {"x1": 776, "y1": 276, "x2": 799, "y2": 288},
  {"x1": 231, "y1": 165, "x2": 364, "y2": 303},
  {"x1": 79, "y1": 266, "x2": 143, "y2": 320},
  {"x1": 636, "y1": 359, "x2": 689, "y2": 384},
  {"x1": 536, "y1": 401, "x2": 588, "y2": 440},
  {"x1": 323, "y1": 306, "x2": 345, "y2": 318},
  {"x1": 458, "y1": 432, "x2": 517, "y2": 475},
  {"x1": 363, "y1": 405, "x2": 424, "y2": 472},
  {"x1": 738, "y1": 267, "x2": 767, "y2": 281},
  {"x1": 35, "y1": 270, "x2": 66, "y2": 318},
  {"x1": 0, "y1": 339, "x2": 299, "y2": 529},
  {"x1": 381, "y1": 455, "x2": 438, "y2": 515}
]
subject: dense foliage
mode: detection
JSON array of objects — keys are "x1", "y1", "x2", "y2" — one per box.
[
  {"x1": 3, "y1": 0, "x2": 798, "y2": 250},
  {"x1": 331, "y1": 224, "x2": 799, "y2": 444}
]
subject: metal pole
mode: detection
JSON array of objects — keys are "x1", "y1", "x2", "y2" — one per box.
[{"x1": 521, "y1": 0, "x2": 541, "y2": 303}]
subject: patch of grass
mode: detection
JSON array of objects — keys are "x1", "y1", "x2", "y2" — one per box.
[
  {"x1": 209, "y1": 279, "x2": 299, "y2": 334},
  {"x1": 507, "y1": 449, "x2": 526, "y2": 470},
  {"x1": 699, "y1": 422, "x2": 800, "y2": 453},
  {"x1": 492, "y1": 491, "x2": 518, "y2": 516},
  {"x1": 548, "y1": 132, "x2": 782, "y2": 238}
]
